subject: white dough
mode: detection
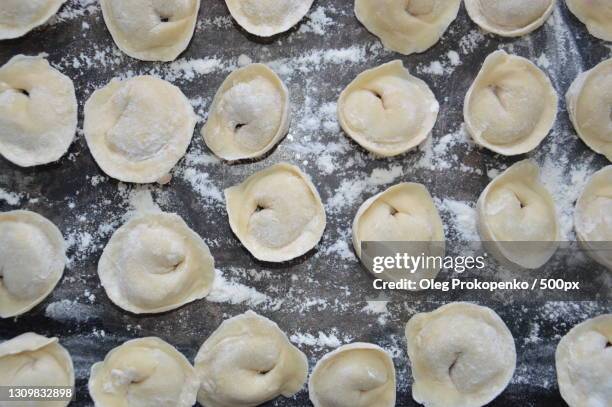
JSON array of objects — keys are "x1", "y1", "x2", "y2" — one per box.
[
  {"x1": 354, "y1": 0, "x2": 461, "y2": 55},
  {"x1": 464, "y1": 50, "x2": 558, "y2": 155},
  {"x1": 0, "y1": 210, "x2": 66, "y2": 318},
  {"x1": 566, "y1": 0, "x2": 612, "y2": 41},
  {"x1": 405, "y1": 302, "x2": 516, "y2": 407},
  {"x1": 194, "y1": 310, "x2": 308, "y2": 407},
  {"x1": 338, "y1": 60, "x2": 439, "y2": 157},
  {"x1": 84, "y1": 75, "x2": 196, "y2": 184},
  {"x1": 309, "y1": 343, "x2": 396, "y2": 407},
  {"x1": 0, "y1": 0, "x2": 66, "y2": 40},
  {"x1": 100, "y1": 0, "x2": 201, "y2": 61},
  {"x1": 225, "y1": 163, "x2": 326, "y2": 262},
  {"x1": 97, "y1": 212, "x2": 215, "y2": 314},
  {"x1": 89, "y1": 337, "x2": 199, "y2": 407},
  {"x1": 0, "y1": 55, "x2": 77, "y2": 167},
  {"x1": 465, "y1": 0, "x2": 555, "y2": 37},
  {"x1": 202, "y1": 64, "x2": 290, "y2": 161},
  {"x1": 225, "y1": 0, "x2": 314, "y2": 37}
]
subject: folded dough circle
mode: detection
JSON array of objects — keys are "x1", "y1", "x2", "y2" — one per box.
[
  {"x1": 0, "y1": 210, "x2": 66, "y2": 318},
  {"x1": 98, "y1": 212, "x2": 215, "y2": 314},
  {"x1": 465, "y1": 0, "x2": 555, "y2": 37},
  {"x1": 555, "y1": 314, "x2": 612, "y2": 407},
  {"x1": 0, "y1": 55, "x2": 77, "y2": 167},
  {"x1": 84, "y1": 75, "x2": 196, "y2": 183},
  {"x1": 100, "y1": 0, "x2": 201, "y2": 61},
  {"x1": 309, "y1": 343, "x2": 396, "y2": 407},
  {"x1": 566, "y1": 0, "x2": 612, "y2": 41},
  {"x1": 338, "y1": 60, "x2": 439, "y2": 157},
  {"x1": 352, "y1": 183, "x2": 445, "y2": 285},
  {"x1": 225, "y1": 163, "x2": 326, "y2": 262},
  {"x1": 194, "y1": 310, "x2": 308, "y2": 407},
  {"x1": 477, "y1": 160, "x2": 560, "y2": 269},
  {"x1": 574, "y1": 166, "x2": 612, "y2": 269},
  {"x1": 0, "y1": 332, "x2": 74, "y2": 407},
  {"x1": 354, "y1": 0, "x2": 461, "y2": 55},
  {"x1": 0, "y1": 0, "x2": 66, "y2": 40},
  {"x1": 405, "y1": 302, "x2": 516, "y2": 407},
  {"x1": 89, "y1": 337, "x2": 199, "y2": 407},
  {"x1": 464, "y1": 50, "x2": 558, "y2": 156},
  {"x1": 225, "y1": 0, "x2": 314, "y2": 37},
  {"x1": 202, "y1": 64, "x2": 290, "y2": 161},
  {"x1": 566, "y1": 58, "x2": 612, "y2": 161}
]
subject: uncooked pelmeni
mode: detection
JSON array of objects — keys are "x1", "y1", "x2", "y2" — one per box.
[
  {"x1": 202, "y1": 64, "x2": 290, "y2": 161},
  {"x1": 405, "y1": 302, "x2": 516, "y2": 407},
  {"x1": 477, "y1": 160, "x2": 560, "y2": 269},
  {"x1": 556, "y1": 314, "x2": 612, "y2": 407},
  {"x1": 465, "y1": 0, "x2": 555, "y2": 37},
  {"x1": 574, "y1": 166, "x2": 612, "y2": 269},
  {"x1": 98, "y1": 212, "x2": 215, "y2": 314},
  {"x1": 337, "y1": 60, "x2": 439, "y2": 157},
  {"x1": 0, "y1": 332, "x2": 74, "y2": 407},
  {"x1": 309, "y1": 343, "x2": 396, "y2": 407},
  {"x1": 566, "y1": 0, "x2": 612, "y2": 41},
  {"x1": 89, "y1": 337, "x2": 199, "y2": 407},
  {"x1": 464, "y1": 50, "x2": 558, "y2": 155},
  {"x1": 84, "y1": 75, "x2": 196, "y2": 183},
  {"x1": 0, "y1": 55, "x2": 77, "y2": 167},
  {"x1": 100, "y1": 0, "x2": 200, "y2": 61},
  {"x1": 566, "y1": 58, "x2": 612, "y2": 161},
  {"x1": 225, "y1": 163, "x2": 326, "y2": 262},
  {"x1": 352, "y1": 183, "x2": 445, "y2": 284},
  {"x1": 0, "y1": 210, "x2": 66, "y2": 318},
  {"x1": 225, "y1": 0, "x2": 314, "y2": 37},
  {"x1": 194, "y1": 310, "x2": 308, "y2": 407},
  {"x1": 0, "y1": 0, "x2": 66, "y2": 40},
  {"x1": 354, "y1": 0, "x2": 461, "y2": 55}
]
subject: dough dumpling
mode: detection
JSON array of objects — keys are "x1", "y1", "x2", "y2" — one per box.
[
  {"x1": 465, "y1": 0, "x2": 555, "y2": 37},
  {"x1": 194, "y1": 310, "x2": 308, "y2": 407},
  {"x1": 0, "y1": 55, "x2": 77, "y2": 167},
  {"x1": 566, "y1": 0, "x2": 612, "y2": 41},
  {"x1": 405, "y1": 302, "x2": 516, "y2": 407},
  {"x1": 225, "y1": 0, "x2": 314, "y2": 37},
  {"x1": 338, "y1": 60, "x2": 439, "y2": 157},
  {"x1": 89, "y1": 337, "x2": 199, "y2": 407},
  {"x1": 464, "y1": 50, "x2": 558, "y2": 155},
  {"x1": 100, "y1": 0, "x2": 201, "y2": 61},
  {"x1": 0, "y1": 0, "x2": 66, "y2": 40},
  {"x1": 0, "y1": 210, "x2": 66, "y2": 318},
  {"x1": 98, "y1": 212, "x2": 215, "y2": 314},
  {"x1": 225, "y1": 163, "x2": 326, "y2": 262},
  {"x1": 309, "y1": 343, "x2": 396, "y2": 407},
  {"x1": 354, "y1": 0, "x2": 461, "y2": 55},
  {"x1": 202, "y1": 64, "x2": 290, "y2": 161},
  {"x1": 566, "y1": 58, "x2": 612, "y2": 161},
  {"x1": 84, "y1": 75, "x2": 196, "y2": 184}
]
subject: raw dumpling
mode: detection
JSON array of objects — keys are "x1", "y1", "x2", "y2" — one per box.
[
  {"x1": 0, "y1": 55, "x2": 77, "y2": 167},
  {"x1": 566, "y1": 0, "x2": 612, "y2": 41},
  {"x1": 352, "y1": 183, "x2": 445, "y2": 285},
  {"x1": 477, "y1": 160, "x2": 560, "y2": 269},
  {"x1": 89, "y1": 337, "x2": 199, "y2": 407},
  {"x1": 354, "y1": 0, "x2": 461, "y2": 55},
  {"x1": 0, "y1": 333, "x2": 74, "y2": 407},
  {"x1": 0, "y1": 210, "x2": 66, "y2": 318},
  {"x1": 464, "y1": 50, "x2": 558, "y2": 155},
  {"x1": 337, "y1": 60, "x2": 439, "y2": 157},
  {"x1": 574, "y1": 166, "x2": 612, "y2": 269},
  {"x1": 84, "y1": 75, "x2": 196, "y2": 183},
  {"x1": 194, "y1": 310, "x2": 308, "y2": 407},
  {"x1": 465, "y1": 0, "x2": 555, "y2": 37},
  {"x1": 202, "y1": 64, "x2": 290, "y2": 161},
  {"x1": 309, "y1": 343, "x2": 396, "y2": 407},
  {"x1": 0, "y1": 0, "x2": 66, "y2": 40},
  {"x1": 566, "y1": 58, "x2": 612, "y2": 161},
  {"x1": 555, "y1": 314, "x2": 612, "y2": 407},
  {"x1": 98, "y1": 212, "x2": 215, "y2": 314},
  {"x1": 100, "y1": 0, "x2": 200, "y2": 61},
  {"x1": 405, "y1": 302, "x2": 516, "y2": 407},
  {"x1": 225, "y1": 0, "x2": 314, "y2": 37},
  {"x1": 225, "y1": 163, "x2": 326, "y2": 262}
]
